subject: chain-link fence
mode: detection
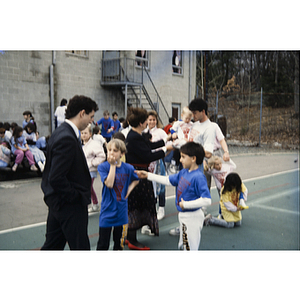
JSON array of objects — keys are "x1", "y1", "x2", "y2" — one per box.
[{"x1": 206, "y1": 91, "x2": 299, "y2": 149}]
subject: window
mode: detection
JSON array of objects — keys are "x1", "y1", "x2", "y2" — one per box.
[
  {"x1": 172, "y1": 51, "x2": 183, "y2": 74},
  {"x1": 135, "y1": 50, "x2": 149, "y2": 68},
  {"x1": 172, "y1": 103, "x2": 181, "y2": 120},
  {"x1": 65, "y1": 50, "x2": 88, "y2": 58}
]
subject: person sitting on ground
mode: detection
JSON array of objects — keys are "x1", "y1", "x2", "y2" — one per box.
[
  {"x1": 204, "y1": 172, "x2": 248, "y2": 228},
  {"x1": 23, "y1": 123, "x2": 46, "y2": 172},
  {"x1": 35, "y1": 131, "x2": 49, "y2": 153},
  {"x1": 22, "y1": 111, "x2": 37, "y2": 132},
  {"x1": 10, "y1": 126, "x2": 38, "y2": 172},
  {"x1": 0, "y1": 142, "x2": 11, "y2": 168},
  {"x1": 3, "y1": 122, "x2": 12, "y2": 142},
  {"x1": 0, "y1": 127, "x2": 11, "y2": 144}
]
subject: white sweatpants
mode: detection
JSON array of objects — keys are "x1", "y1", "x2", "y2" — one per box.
[{"x1": 178, "y1": 208, "x2": 205, "y2": 251}]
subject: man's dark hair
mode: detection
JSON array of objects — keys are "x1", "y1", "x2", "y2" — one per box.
[
  {"x1": 112, "y1": 111, "x2": 118, "y2": 117},
  {"x1": 65, "y1": 95, "x2": 98, "y2": 119},
  {"x1": 188, "y1": 98, "x2": 208, "y2": 115},
  {"x1": 180, "y1": 141, "x2": 205, "y2": 165}
]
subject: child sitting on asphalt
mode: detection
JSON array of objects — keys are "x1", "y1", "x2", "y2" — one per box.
[
  {"x1": 135, "y1": 141, "x2": 211, "y2": 251},
  {"x1": 204, "y1": 172, "x2": 248, "y2": 228}
]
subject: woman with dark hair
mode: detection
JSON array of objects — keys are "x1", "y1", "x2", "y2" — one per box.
[
  {"x1": 204, "y1": 173, "x2": 249, "y2": 228},
  {"x1": 125, "y1": 107, "x2": 173, "y2": 250}
]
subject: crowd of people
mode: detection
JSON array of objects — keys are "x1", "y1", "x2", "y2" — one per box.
[
  {"x1": 0, "y1": 111, "x2": 49, "y2": 172},
  {"x1": 2, "y1": 94, "x2": 249, "y2": 251}
]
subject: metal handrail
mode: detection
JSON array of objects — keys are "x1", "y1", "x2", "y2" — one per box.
[
  {"x1": 101, "y1": 57, "x2": 170, "y2": 123},
  {"x1": 142, "y1": 65, "x2": 170, "y2": 122}
]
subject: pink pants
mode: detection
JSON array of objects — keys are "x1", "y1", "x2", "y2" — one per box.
[{"x1": 14, "y1": 149, "x2": 35, "y2": 165}]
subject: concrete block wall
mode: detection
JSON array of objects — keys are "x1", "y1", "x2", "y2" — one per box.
[
  {"x1": 0, "y1": 51, "x2": 125, "y2": 136},
  {"x1": 0, "y1": 50, "x2": 196, "y2": 135}
]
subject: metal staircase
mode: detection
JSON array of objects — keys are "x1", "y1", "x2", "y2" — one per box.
[{"x1": 101, "y1": 57, "x2": 170, "y2": 125}]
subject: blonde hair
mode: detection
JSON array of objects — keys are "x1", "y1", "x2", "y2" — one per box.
[
  {"x1": 181, "y1": 106, "x2": 192, "y2": 118},
  {"x1": 207, "y1": 155, "x2": 222, "y2": 169},
  {"x1": 107, "y1": 139, "x2": 127, "y2": 154},
  {"x1": 84, "y1": 124, "x2": 92, "y2": 134}
]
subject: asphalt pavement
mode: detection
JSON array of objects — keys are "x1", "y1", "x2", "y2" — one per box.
[
  {"x1": 1, "y1": 149, "x2": 299, "y2": 300},
  {"x1": 0, "y1": 150, "x2": 298, "y2": 250}
]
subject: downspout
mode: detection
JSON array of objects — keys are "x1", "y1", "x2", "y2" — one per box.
[
  {"x1": 49, "y1": 51, "x2": 56, "y2": 133},
  {"x1": 188, "y1": 50, "x2": 192, "y2": 103}
]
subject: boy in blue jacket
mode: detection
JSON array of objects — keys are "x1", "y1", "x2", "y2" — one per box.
[{"x1": 136, "y1": 142, "x2": 211, "y2": 250}]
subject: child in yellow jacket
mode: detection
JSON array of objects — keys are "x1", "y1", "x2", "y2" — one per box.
[{"x1": 204, "y1": 172, "x2": 248, "y2": 228}]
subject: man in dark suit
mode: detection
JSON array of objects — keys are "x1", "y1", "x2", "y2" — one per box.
[{"x1": 41, "y1": 95, "x2": 98, "y2": 250}]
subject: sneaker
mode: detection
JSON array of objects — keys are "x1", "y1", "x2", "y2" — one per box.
[
  {"x1": 88, "y1": 204, "x2": 100, "y2": 213},
  {"x1": 30, "y1": 164, "x2": 38, "y2": 171},
  {"x1": 12, "y1": 164, "x2": 18, "y2": 172},
  {"x1": 92, "y1": 204, "x2": 100, "y2": 212},
  {"x1": 169, "y1": 226, "x2": 180, "y2": 236},
  {"x1": 38, "y1": 161, "x2": 44, "y2": 172},
  {"x1": 141, "y1": 225, "x2": 154, "y2": 236},
  {"x1": 239, "y1": 199, "x2": 249, "y2": 210},
  {"x1": 204, "y1": 214, "x2": 212, "y2": 226},
  {"x1": 157, "y1": 207, "x2": 165, "y2": 221}
]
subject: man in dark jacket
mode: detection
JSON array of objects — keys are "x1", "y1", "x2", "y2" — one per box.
[{"x1": 41, "y1": 95, "x2": 98, "y2": 250}]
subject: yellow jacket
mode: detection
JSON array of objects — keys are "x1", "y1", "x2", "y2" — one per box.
[{"x1": 220, "y1": 183, "x2": 247, "y2": 222}]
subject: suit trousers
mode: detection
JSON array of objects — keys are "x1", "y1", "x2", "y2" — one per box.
[{"x1": 41, "y1": 202, "x2": 90, "y2": 250}]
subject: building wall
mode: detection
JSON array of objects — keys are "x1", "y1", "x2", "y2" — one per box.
[{"x1": 0, "y1": 50, "x2": 196, "y2": 136}]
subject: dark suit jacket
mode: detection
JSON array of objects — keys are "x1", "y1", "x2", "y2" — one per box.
[{"x1": 41, "y1": 122, "x2": 91, "y2": 211}]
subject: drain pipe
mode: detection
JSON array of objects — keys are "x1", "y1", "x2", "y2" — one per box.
[
  {"x1": 49, "y1": 51, "x2": 56, "y2": 133},
  {"x1": 188, "y1": 51, "x2": 192, "y2": 103}
]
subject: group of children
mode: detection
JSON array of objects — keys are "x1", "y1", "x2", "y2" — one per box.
[
  {"x1": 84, "y1": 108, "x2": 249, "y2": 251},
  {"x1": 0, "y1": 111, "x2": 47, "y2": 172}
]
